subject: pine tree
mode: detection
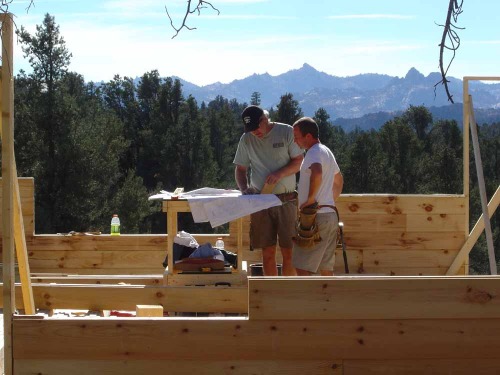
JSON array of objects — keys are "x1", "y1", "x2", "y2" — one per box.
[{"x1": 275, "y1": 93, "x2": 303, "y2": 125}]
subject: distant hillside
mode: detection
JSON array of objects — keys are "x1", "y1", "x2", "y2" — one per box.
[
  {"x1": 170, "y1": 64, "x2": 500, "y2": 122},
  {"x1": 333, "y1": 103, "x2": 500, "y2": 131}
]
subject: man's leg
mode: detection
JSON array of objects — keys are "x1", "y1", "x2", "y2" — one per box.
[
  {"x1": 262, "y1": 245, "x2": 278, "y2": 276},
  {"x1": 296, "y1": 268, "x2": 312, "y2": 276},
  {"x1": 319, "y1": 269, "x2": 334, "y2": 276},
  {"x1": 280, "y1": 247, "x2": 297, "y2": 276}
]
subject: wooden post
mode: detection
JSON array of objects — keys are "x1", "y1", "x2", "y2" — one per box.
[
  {"x1": 447, "y1": 185, "x2": 500, "y2": 275},
  {"x1": 1, "y1": 12, "x2": 15, "y2": 375},
  {"x1": 468, "y1": 97, "x2": 497, "y2": 274},
  {"x1": 461, "y1": 76, "x2": 500, "y2": 275},
  {"x1": 0, "y1": 16, "x2": 35, "y2": 314},
  {"x1": 237, "y1": 217, "x2": 243, "y2": 271},
  {"x1": 463, "y1": 78, "x2": 470, "y2": 260}
]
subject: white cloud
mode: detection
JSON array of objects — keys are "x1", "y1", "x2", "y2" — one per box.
[
  {"x1": 327, "y1": 14, "x2": 414, "y2": 20},
  {"x1": 468, "y1": 40, "x2": 500, "y2": 45},
  {"x1": 199, "y1": 14, "x2": 296, "y2": 20}
]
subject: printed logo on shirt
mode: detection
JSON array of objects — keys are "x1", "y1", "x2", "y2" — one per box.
[{"x1": 273, "y1": 142, "x2": 284, "y2": 148}]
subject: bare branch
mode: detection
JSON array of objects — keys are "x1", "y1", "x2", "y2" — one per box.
[
  {"x1": 435, "y1": 0, "x2": 464, "y2": 103},
  {"x1": 25, "y1": 0, "x2": 35, "y2": 13},
  {"x1": 165, "y1": 0, "x2": 220, "y2": 39}
]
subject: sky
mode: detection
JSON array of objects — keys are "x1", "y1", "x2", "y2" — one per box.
[{"x1": 5, "y1": 0, "x2": 500, "y2": 86}]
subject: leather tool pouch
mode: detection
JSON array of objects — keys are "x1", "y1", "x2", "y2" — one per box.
[{"x1": 293, "y1": 203, "x2": 321, "y2": 248}]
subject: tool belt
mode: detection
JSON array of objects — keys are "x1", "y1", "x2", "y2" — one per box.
[
  {"x1": 293, "y1": 202, "x2": 321, "y2": 248},
  {"x1": 293, "y1": 203, "x2": 338, "y2": 248},
  {"x1": 275, "y1": 191, "x2": 298, "y2": 202}
]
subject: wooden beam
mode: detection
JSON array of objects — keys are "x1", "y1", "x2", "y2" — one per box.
[
  {"x1": 248, "y1": 277, "x2": 500, "y2": 320},
  {"x1": 135, "y1": 305, "x2": 163, "y2": 317},
  {"x1": 336, "y1": 194, "x2": 466, "y2": 215},
  {"x1": 463, "y1": 78, "x2": 470, "y2": 236},
  {"x1": 446, "y1": 185, "x2": 500, "y2": 275},
  {"x1": 30, "y1": 274, "x2": 163, "y2": 285},
  {"x1": 15, "y1": 359, "x2": 343, "y2": 375},
  {"x1": 0, "y1": 283, "x2": 248, "y2": 313},
  {"x1": 343, "y1": 359, "x2": 500, "y2": 375},
  {"x1": 468, "y1": 97, "x2": 497, "y2": 274},
  {"x1": 12, "y1": 164, "x2": 35, "y2": 313},
  {"x1": 2, "y1": 13, "x2": 15, "y2": 375},
  {"x1": 0, "y1": 178, "x2": 35, "y2": 237},
  {"x1": 13, "y1": 317, "x2": 500, "y2": 360}
]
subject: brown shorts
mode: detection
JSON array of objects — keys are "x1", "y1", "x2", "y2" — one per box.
[{"x1": 250, "y1": 200, "x2": 297, "y2": 249}]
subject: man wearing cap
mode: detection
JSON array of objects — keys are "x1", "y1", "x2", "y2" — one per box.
[{"x1": 233, "y1": 105, "x2": 304, "y2": 276}]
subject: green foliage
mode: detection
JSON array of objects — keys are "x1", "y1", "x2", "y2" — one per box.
[
  {"x1": 250, "y1": 91, "x2": 261, "y2": 106},
  {"x1": 275, "y1": 93, "x2": 303, "y2": 125}
]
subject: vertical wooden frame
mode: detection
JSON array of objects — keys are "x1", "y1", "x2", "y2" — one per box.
[{"x1": 1, "y1": 12, "x2": 15, "y2": 375}]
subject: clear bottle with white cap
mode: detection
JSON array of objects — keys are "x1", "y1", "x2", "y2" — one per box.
[{"x1": 215, "y1": 237, "x2": 224, "y2": 250}]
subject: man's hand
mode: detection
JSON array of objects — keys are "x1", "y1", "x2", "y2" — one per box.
[
  {"x1": 265, "y1": 171, "x2": 282, "y2": 185},
  {"x1": 242, "y1": 187, "x2": 258, "y2": 195},
  {"x1": 300, "y1": 199, "x2": 317, "y2": 210}
]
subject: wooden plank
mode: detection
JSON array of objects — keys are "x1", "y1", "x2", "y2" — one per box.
[
  {"x1": 165, "y1": 271, "x2": 248, "y2": 286},
  {"x1": 0, "y1": 177, "x2": 34, "y2": 236},
  {"x1": 447, "y1": 185, "x2": 500, "y2": 275},
  {"x1": 341, "y1": 214, "x2": 406, "y2": 232},
  {"x1": 166, "y1": 201, "x2": 178, "y2": 274},
  {"x1": 12, "y1": 173, "x2": 35, "y2": 313},
  {"x1": 463, "y1": 79, "x2": 471, "y2": 244},
  {"x1": 332, "y1": 213, "x2": 465, "y2": 233},
  {"x1": 343, "y1": 359, "x2": 500, "y2": 375},
  {"x1": 28, "y1": 234, "x2": 224, "y2": 252},
  {"x1": 362, "y1": 249, "x2": 458, "y2": 268},
  {"x1": 248, "y1": 277, "x2": 500, "y2": 320},
  {"x1": 27, "y1": 267, "x2": 165, "y2": 275},
  {"x1": 354, "y1": 266, "x2": 466, "y2": 276},
  {"x1": 27, "y1": 250, "x2": 165, "y2": 269},
  {"x1": 30, "y1": 274, "x2": 163, "y2": 285},
  {"x1": 405, "y1": 213, "x2": 465, "y2": 232},
  {"x1": 15, "y1": 359, "x2": 343, "y2": 375},
  {"x1": 136, "y1": 305, "x2": 163, "y2": 317},
  {"x1": 344, "y1": 231, "x2": 465, "y2": 250},
  {"x1": 30, "y1": 234, "x2": 168, "y2": 251},
  {"x1": 13, "y1": 317, "x2": 500, "y2": 360},
  {"x1": 337, "y1": 194, "x2": 466, "y2": 215},
  {"x1": 1, "y1": 283, "x2": 248, "y2": 312},
  {"x1": 2, "y1": 13, "x2": 15, "y2": 375}
]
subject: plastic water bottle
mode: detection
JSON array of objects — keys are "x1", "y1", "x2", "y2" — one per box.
[
  {"x1": 110, "y1": 214, "x2": 120, "y2": 236},
  {"x1": 215, "y1": 237, "x2": 224, "y2": 249}
]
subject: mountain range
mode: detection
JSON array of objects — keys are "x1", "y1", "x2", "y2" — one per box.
[{"x1": 172, "y1": 64, "x2": 500, "y2": 130}]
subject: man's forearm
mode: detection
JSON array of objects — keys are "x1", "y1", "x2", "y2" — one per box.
[
  {"x1": 280, "y1": 155, "x2": 303, "y2": 177},
  {"x1": 333, "y1": 172, "x2": 344, "y2": 201},
  {"x1": 235, "y1": 167, "x2": 248, "y2": 191},
  {"x1": 269, "y1": 155, "x2": 303, "y2": 184}
]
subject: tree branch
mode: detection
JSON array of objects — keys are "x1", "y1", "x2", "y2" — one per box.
[
  {"x1": 434, "y1": 0, "x2": 464, "y2": 104},
  {"x1": 165, "y1": 0, "x2": 220, "y2": 39}
]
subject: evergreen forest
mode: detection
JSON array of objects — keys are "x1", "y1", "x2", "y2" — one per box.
[{"x1": 5, "y1": 14, "x2": 500, "y2": 274}]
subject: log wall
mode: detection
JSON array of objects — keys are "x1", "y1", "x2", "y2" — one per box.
[
  {"x1": 1, "y1": 181, "x2": 468, "y2": 276},
  {"x1": 229, "y1": 194, "x2": 467, "y2": 275},
  {"x1": 12, "y1": 276, "x2": 500, "y2": 374}
]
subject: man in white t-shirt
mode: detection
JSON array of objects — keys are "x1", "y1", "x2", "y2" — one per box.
[{"x1": 292, "y1": 117, "x2": 344, "y2": 276}]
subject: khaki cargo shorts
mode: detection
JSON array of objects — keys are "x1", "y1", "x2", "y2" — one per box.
[
  {"x1": 250, "y1": 200, "x2": 297, "y2": 249},
  {"x1": 292, "y1": 211, "x2": 339, "y2": 273}
]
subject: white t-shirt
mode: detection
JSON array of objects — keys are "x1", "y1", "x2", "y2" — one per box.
[{"x1": 298, "y1": 143, "x2": 340, "y2": 213}]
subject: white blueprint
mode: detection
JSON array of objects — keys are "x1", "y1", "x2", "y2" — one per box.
[{"x1": 148, "y1": 187, "x2": 282, "y2": 227}]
